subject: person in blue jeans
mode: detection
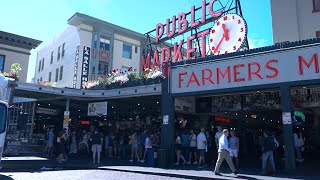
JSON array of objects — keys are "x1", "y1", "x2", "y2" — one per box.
[{"x1": 261, "y1": 130, "x2": 276, "y2": 176}]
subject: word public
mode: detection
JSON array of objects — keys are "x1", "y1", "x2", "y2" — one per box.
[{"x1": 142, "y1": 0, "x2": 222, "y2": 70}]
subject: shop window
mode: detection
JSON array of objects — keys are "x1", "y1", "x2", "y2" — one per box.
[
  {"x1": 317, "y1": 30, "x2": 320, "y2": 38},
  {"x1": 0, "y1": 55, "x2": 5, "y2": 72},
  {"x1": 55, "y1": 68, "x2": 59, "y2": 82},
  {"x1": 50, "y1": 51, "x2": 54, "y2": 64},
  {"x1": 57, "y1": 46, "x2": 61, "y2": 60},
  {"x1": 100, "y1": 36, "x2": 110, "y2": 51},
  {"x1": 59, "y1": 66, "x2": 63, "y2": 81},
  {"x1": 122, "y1": 43, "x2": 132, "y2": 59},
  {"x1": 48, "y1": 72, "x2": 52, "y2": 82},
  {"x1": 62, "y1": 43, "x2": 65, "y2": 57},
  {"x1": 313, "y1": 0, "x2": 320, "y2": 12}
]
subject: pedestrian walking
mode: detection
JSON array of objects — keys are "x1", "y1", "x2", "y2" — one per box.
[
  {"x1": 214, "y1": 129, "x2": 238, "y2": 176},
  {"x1": 293, "y1": 129, "x2": 304, "y2": 163},
  {"x1": 261, "y1": 130, "x2": 276, "y2": 176},
  {"x1": 229, "y1": 130, "x2": 240, "y2": 168},
  {"x1": 197, "y1": 128, "x2": 207, "y2": 168},
  {"x1": 90, "y1": 129, "x2": 103, "y2": 164},
  {"x1": 69, "y1": 130, "x2": 78, "y2": 155},
  {"x1": 129, "y1": 131, "x2": 140, "y2": 163},
  {"x1": 175, "y1": 132, "x2": 187, "y2": 165},
  {"x1": 186, "y1": 129, "x2": 198, "y2": 165},
  {"x1": 205, "y1": 130, "x2": 213, "y2": 165}
]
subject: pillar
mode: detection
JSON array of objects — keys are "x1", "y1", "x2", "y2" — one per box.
[
  {"x1": 280, "y1": 85, "x2": 296, "y2": 170},
  {"x1": 160, "y1": 76, "x2": 175, "y2": 166}
]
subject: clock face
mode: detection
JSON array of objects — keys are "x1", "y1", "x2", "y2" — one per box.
[{"x1": 209, "y1": 14, "x2": 247, "y2": 55}]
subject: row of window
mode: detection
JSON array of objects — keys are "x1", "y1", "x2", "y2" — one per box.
[
  {"x1": 38, "y1": 66, "x2": 63, "y2": 83},
  {"x1": 38, "y1": 43, "x2": 66, "y2": 72}
]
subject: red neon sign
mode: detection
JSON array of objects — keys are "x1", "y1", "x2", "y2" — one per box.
[
  {"x1": 214, "y1": 117, "x2": 231, "y2": 123},
  {"x1": 81, "y1": 121, "x2": 90, "y2": 125}
]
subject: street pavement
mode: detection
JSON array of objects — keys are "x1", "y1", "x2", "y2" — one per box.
[{"x1": 0, "y1": 169, "x2": 187, "y2": 180}]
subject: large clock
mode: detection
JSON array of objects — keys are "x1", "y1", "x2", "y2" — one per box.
[{"x1": 209, "y1": 14, "x2": 247, "y2": 55}]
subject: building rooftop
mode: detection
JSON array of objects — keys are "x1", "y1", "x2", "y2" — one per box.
[
  {"x1": 68, "y1": 12, "x2": 146, "y2": 41},
  {"x1": 0, "y1": 31, "x2": 42, "y2": 50}
]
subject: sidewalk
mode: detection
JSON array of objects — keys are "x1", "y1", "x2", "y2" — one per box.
[{"x1": 1, "y1": 156, "x2": 319, "y2": 180}]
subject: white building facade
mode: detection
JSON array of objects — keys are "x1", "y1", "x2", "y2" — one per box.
[
  {"x1": 34, "y1": 13, "x2": 147, "y2": 89},
  {"x1": 271, "y1": 0, "x2": 320, "y2": 44}
]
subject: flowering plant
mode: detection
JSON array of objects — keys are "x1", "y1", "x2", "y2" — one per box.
[
  {"x1": 0, "y1": 71, "x2": 19, "y2": 80},
  {"x1": 144, "y1": 67, "x2": 164, "y2": 79},
  {"x1": 82, "y1": 81, "x2": 99, "y2": 89},
  {"x1": 37, "y1": 81, "x2": 56, "y2": 87}
]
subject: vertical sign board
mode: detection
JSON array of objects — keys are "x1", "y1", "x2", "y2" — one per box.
[
  {"x1": 72, "y1": 45, "x2": 80, "y2": 88},
  {"x1": 63, "y1": 111, "x2": 70, "y2": 133},
  {"x1": 81, "y1": 46, "x2": 91, "y2": 89}
]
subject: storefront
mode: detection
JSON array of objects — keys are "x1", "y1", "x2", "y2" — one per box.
[{"x1": 161, "y1": 38, "x2": 320, "y2": 170}]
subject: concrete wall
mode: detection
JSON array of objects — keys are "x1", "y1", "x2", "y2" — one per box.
[
  {"x1": 271, "y1": 0, "x2": 320, "y2": 43},
  {"x1": 34, "y1": 26, "x2": 80, "y2": 88},
  {"x1": 112, "y1": 34, "x2": 141, "y2": 73},
  {"x1": 0, "y1": 44, "x2": 30, "y2": 82}
]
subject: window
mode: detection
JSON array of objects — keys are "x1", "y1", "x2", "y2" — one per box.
[
  {"x1": 38, "y1": 60, "x2": 41, "y2": 72},
  {"x1": 50, "y1": 51, "x2": 54, "y2": 64},
  {"x1": 122, "y1": 43, "x2": 132, "y2": 59},
  {"x1": 93, "y1": 34, "x2": 98, "y2": 48},
  {"x1": 59, "y1": 66, "x2": 63, "y2": 81},
  {"x1": 41, "y1": 58, "x2": 44, "y2": 70},
  {"x1": 313, "y1": 0, "x2": 320, "y2": 12},
  {"x1": 135, "y1": 46, "x2": 138, "y2": 53},
  {"x1": 57, "y1": 46, "x2": 61, "y2": 60},
  {"x1": 100, "y1": 36, "x2": 110, "y2": 50},
  {"x1": 40, "y1": 77, "x2": 42, "y2": 82},
  {"x1": 48, "y1": 72, "x2": 52, "y2": 82},
  {"x1": 317, "y1": 30, "x2": 320, "y2": 38},
  {"x1": 62, "y1": 43, "x2": 65, "y2": 57},
  {"x1": 98, "y1": 61, "x2": 108, "y2": 75},
  {"x1": 55, "y1": 68, "x2": 59, "y2": 82},
  {"x1": 0, "y1": 55, "x2": 5, "y2": 72},
  {"x1": 92, "y1": 66, "x2": 96, "y2": 74}
]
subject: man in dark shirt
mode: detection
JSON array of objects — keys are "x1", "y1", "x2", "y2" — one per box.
[{"x1": 91, "y1": 129, "x2": 103, "y2": 164}]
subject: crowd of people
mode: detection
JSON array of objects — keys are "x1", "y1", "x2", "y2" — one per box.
[
  {"x1": 43, "y1": 125, "x2": 305, "y2": 176},
  {"x1": 43, "y1": 127, "x2": 161, "y2": 165}
]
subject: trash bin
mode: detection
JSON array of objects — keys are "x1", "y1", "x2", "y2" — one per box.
[{"x1": 157, "y1": 149, "x2": 167, "y2": 168}]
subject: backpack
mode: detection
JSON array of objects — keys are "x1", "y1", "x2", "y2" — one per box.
[{"x1": 263, "y1": 137, "x2": 276, "y2": 152}]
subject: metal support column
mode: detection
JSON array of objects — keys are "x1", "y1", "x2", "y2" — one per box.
[
  {"x1": 160, "y1": 76, "x2": 175, "y2": 168},
  {"x1": 280, "y1": 85, "x2": 296, "y2": 170}
]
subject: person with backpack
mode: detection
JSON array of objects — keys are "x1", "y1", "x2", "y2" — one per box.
[{"x1": 261, "y1": 130, "x2": 276, "y2": 176}]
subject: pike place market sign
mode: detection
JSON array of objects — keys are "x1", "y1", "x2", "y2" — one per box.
[
  {"x1": 171, "y1": 46, "x2": 320, "y2": 94},
  {"x1": 142, "y1": 0, "x2": 248, "y2": 69}
]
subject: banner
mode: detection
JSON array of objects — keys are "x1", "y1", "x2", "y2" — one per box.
[
  {"x1": 36, "y1": 107, "x2": 58, "y2": 115},
  {"x1": 81, "y1": 46, "x2": 91, "y2": 88},
  {"x1": 88, "y1": 102, "x2": 108, "y2": 116},
  {"x1": 73, "y1": 45, "x2": 80, "y2": 88}
]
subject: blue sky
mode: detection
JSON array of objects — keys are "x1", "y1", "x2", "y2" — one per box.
[{"x1": 0, "y1": 0, "x2": 272, "y2": 82}]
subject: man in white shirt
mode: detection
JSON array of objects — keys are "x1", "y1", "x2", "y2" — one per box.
[
  {"x1": 197, "y1": 128, "x2": 207, "y2": 168},
  {"x1": 214, "y1": 129, "x2": 237, "y2": 176},
  {"x1": 215, "y1": 126, "x2": 223, "y2": 149}
]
